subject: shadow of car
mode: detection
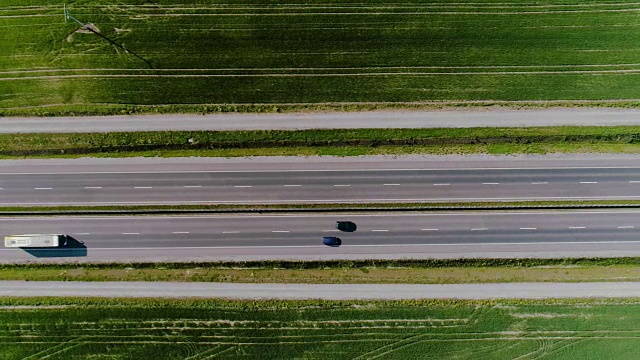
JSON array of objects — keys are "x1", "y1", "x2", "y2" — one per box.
[
  {"x1": 322, "y1": 236, "x2": 342, "y2": 247},
  {"x1": 336, "y1": 221, "x2": 357, "y2": 232}
]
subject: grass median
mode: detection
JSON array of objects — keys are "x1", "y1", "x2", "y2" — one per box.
[
  {"x1": 5, "y1": 126, "x2": 640, "y2": 158},
  {"x1": 2, "y1": 199, "x2": 640, "y2": 214},
  {"x1": 3, "y1": 258, "x2": 640, "y2": 284},
  {"x1": 1, "y1": 297, "x2": 640, "y2": 359}
]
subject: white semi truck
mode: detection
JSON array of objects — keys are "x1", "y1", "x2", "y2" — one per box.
[{"x1": 4, "y1": 234, "x2": 65, "y2": 248}]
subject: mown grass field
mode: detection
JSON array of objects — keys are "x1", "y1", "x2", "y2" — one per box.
[
  {"x1": 1, "y1": 298, "x2": 640, "y2": 359},
  {"x1": 1, "y1": 0, "x2": 640, "y2": 115}
]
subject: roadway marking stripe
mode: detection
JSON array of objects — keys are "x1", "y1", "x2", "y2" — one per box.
[
  {"x1": 172, "y1": 231, "x2": 190, "y2": 234},
  {"x1": 433, "y1": 183, "x2": 450, "y2": 186},
  {"x1": 470, "y1": 228, "x2": 488, "y2": 231},
  {"x1": 46, "y1": 240, "x2": 640, "y2": 251},
  {"x1": 73, "y1": 232, "x2": 91, "y2": 235},
  {"x1": 34, "y1": 187, "x2": 52, "y2": 190},
  {"x1": 371, "y1": 229, "x2": 389, "y2": 232},
  {"x1": 531, "y1": 182, "x2": 549, "y2": 184},
  {"x1": 580, "y1": 181, "x2": 598, "y2": 184},
  {"x1": 629, "y1": 181, "x2": 640, "y2": 183},
  {"x1": 333, "y1": 184, "x2": 351, "y2": 187},
  {"x1": 222, "y1": 231, "x2": 240, "y2": 234},
  {"x1": 421, "y1": 228, "x2": 439, "y2": 231},
  {"x1": 482, "y1": 183, "x2": 500, "y2": 185},
  {"x1": 569, "y1": 227, "x2": 586, "y2": 229},
  {"x1": 520, "y1": 227, "x2": 537, "y2": 230},
  {"x1": 134, "y1": 187, "x2": 152, "y2": 189},
  {"x1": 12, "y1": 165, "x2": 640, "y2": 175},
  {"x1": 618, "y1": 226, "x2": 635, "y2": 229},
  {"x1": 184, "y1": 186, "x2": 202, "y2": 188},
  {"x1": 271, "y1": 230, "x2": 290, "y2": 233},
  {"x1": 234, "y1": 185, "x2": 252, "y2": 188},
  {"x1": 122, "y1": 232, "x2": 140, "y2": 235},
  {"x1": 84, "y1": 187, "x2": 102, "y2": 189},
  {"x1": 283, "y1": 184, "x2": 302, "y2": 187}
]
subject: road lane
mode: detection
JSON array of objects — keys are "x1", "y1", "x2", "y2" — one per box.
[
  {"x1": 4, "y1": 167, "x2": 640, "y2": 205},
  {"x1": 2, "y1": 109, "x2": 640, "y2": 133},
  {"x1": 2, "y1": 210, "x2": 640, "y2": 262}
]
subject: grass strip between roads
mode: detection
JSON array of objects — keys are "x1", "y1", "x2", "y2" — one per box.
[
  {"x1": 5, "y1": 126, "x2": 640, "y2": 158},
  {"x1": 0, "y1": 297, "x2": 639, "y2": 359},
  {"x1": 2, "y1": 199, "x2": 640, "y2": 214},
  {"x1": 3, "y1": 258, "x2": 640, "y2": 284}
]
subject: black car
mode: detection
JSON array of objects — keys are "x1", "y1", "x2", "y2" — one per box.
[
  {"x1": 322, "y1": 236, "x2": 342, "y2": 247},
  {"x1": 336, "y1": 221, "x2": 357, "y2": 232}
]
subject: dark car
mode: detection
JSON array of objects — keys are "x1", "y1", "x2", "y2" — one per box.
[
  {"x1": 322, "y1": 236, "x2": 342, "y2": 247},
  {"x1": 336, "y1": 221, "x2": 357, "y2": 232}
]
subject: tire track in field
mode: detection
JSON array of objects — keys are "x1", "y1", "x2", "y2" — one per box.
[{"x1": 2, "y1": 68, "x2": 640, "y2": 81}]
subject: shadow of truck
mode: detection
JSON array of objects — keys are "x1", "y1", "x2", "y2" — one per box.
[{"x1": 21, "y1": 236, "x2": 87, "y2": 258}]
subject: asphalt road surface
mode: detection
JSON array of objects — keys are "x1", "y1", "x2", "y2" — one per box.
[
  {"x1": 4, "y1": 210, "x2": 640, "y2": 263},
  {"x1": 1, "y1": 281, "x2": 638, "y2": 299},
  {"x1": 5, "y1": 157, "x2": 640, "y2": 205},
  {"x1": 2, "y1": 109, "x2": 640, "y2": 133}
]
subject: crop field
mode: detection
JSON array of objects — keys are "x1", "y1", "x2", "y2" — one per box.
[
  {"x1": 1, "y1": 298, "x2": 640, "y2": 359},
  {"x1": 1, "y1": 0, "x2": 640, "y2": 115}
]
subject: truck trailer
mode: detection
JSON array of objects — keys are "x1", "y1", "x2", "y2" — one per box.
[{"x1": 4, "y1": 234, "x2": 64, "y2": 248}]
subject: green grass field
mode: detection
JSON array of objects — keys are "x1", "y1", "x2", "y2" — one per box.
[
  {"x1": 1, "y1": 298, "x2": 640, "y2": 359},
  {"x1": 1, "y1": 0, "x2": 640, "y2": 115}
]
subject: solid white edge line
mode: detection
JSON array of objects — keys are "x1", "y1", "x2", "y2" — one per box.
[
  {"x1": 9, "y1": 165, "x2": 640, "y2": 175},
  {"x1": 12, "y1": 195, "x2": 640, "y2": 206},
  {"x1": 18, "y1": 240, "x2": 640, "y2": 251},
  {"x1": 5, "y1": 210, "x2": 640, "y2": 221}
]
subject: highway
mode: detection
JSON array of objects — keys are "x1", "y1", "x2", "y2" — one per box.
[
  {"x1": 3, "y1": 210, "x2": 640, "y2": 263},
  {"x1": 2, "y1": 109, "x2": 640, "y2": 133},
  {"x1": 5, "y1": 157, "x2": 640, "y2": 205}
]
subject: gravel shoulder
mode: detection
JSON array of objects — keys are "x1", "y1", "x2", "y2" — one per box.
[{"x1": 2, "y1": 281, "x2": 639, "y2": 299}]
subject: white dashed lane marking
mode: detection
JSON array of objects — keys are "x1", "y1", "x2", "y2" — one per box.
[
  {"x1": 184, "y1": 186, "x2": 202, "y2": 188},
  {"x1": 84, "y1": 187, "x2": 102, "y2": 189},
  {"x1": 172, "y1": 232, "x2": 190, "y2": 234},
  {"x1": 569, "y1": 227, "x2": 586, "y2": 229},
  {"x1": 433, "y1": 183, "x2": 451, "y2": 186},
  {"x1": 122, "y1": 232, "x2": 140, "y2": 235},
  {"x1": 134, "y1": 187, "x2": 152, "y2": 189},
  {"x1": 520, "y1": 228, "x2": 537, "y2": 230}
]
